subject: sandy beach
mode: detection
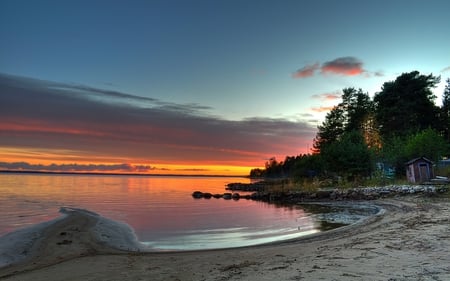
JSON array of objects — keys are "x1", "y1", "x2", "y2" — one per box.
[{"x1": 1, "y1": 196, "x2": 450, "y2": 281}]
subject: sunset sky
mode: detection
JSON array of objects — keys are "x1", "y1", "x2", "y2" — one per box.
[{"x1": 1, "y1": 0, "x2": 449, "y2": 175}]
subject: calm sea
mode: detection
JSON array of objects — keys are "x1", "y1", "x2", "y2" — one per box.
[{"x1": 0, "y1": 173, "x2": 366, "y2": 250}]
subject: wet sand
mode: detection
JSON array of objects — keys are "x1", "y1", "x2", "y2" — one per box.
[{"x1": 1, "y1": 196, "x2": 450, "y2": 281}]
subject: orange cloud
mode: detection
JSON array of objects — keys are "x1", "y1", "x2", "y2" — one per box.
[
  {"x1": 321, "y1": 57, "x2": 364, "y2": 76},
  {"x1": 0, "y1": 74, "x2": 317, "y2": 175},
  {"x1": 311, "y1": 92, "x2": 340, "y2": 101},
  {"x1": 0, "y1": 120, "x2": 107, "y2": 137},
  {"x1": 293, "y1": 57, "x2": 367, "y2": 79},
  {"x1": 292, "y1": 63, "x2": 320, "y2": 78},
  {"x1": 310, "y1": 106, "x2": 336, "y2": 113}
]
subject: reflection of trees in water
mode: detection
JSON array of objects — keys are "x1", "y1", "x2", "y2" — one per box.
[
  {"x1": 256, "y1": 199, "x2": 379, "y2": 233},
  {"x1": 295, "y1": 203, "x2": 379, "y2": 231},
  {"x1": 318, "y1": 221, "x2": 347, "y2": 231}
]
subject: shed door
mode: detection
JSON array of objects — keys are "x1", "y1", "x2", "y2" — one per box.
[{"x1": 419, "y1": 163, "x2": 429, "y2": 182}]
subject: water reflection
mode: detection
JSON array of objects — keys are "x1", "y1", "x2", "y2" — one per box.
[
  {"x1": 299, "y1": 203, "x2": 379, "y2": 231},
  {"x1": 0, "y1": 173, "x2": 375, "y2": 250}
]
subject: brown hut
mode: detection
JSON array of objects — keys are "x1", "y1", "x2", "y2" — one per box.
[{"x1": 405, "y1": 157, "x2": 434, "y2": 183}]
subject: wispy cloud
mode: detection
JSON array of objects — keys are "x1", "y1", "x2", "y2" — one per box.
[
  {"x1": 0, "y1": 73, "x2": 317, "y2": 167},
  {"x1": 293, "y1": 56, "x2": 371, "y2": 78},
  {"x1": 310, "y1": 106, "x2": 336, "y2": 113},
  {"x1": 441, "y1": 66, "x2": 450, "y2": 73},
  {"x1": 373, "y1": 71, "x2": 384, "y2": 77},
  {"x1": 292, "y1": 63, "x2": 320, "y2": 78},
  {"x1": 311, "y1": 92, "x2": 340, "y2": 101}
]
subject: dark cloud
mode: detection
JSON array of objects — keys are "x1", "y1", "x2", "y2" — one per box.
[
  {"x1": 373, "y1": 71, "x2": 384, "y2": 77},
  {"x1": 292, "y1": 63, "x2": 320, "y2": 78},
  {"x1": 0, "y1": 162, "x2": 157, "y2": 172},
  {"x1": 175, "y1": 168, "x2": 211, "y2": 172},
  {"x1": 293, "y1": 57, "x2": 367, "y2": 79},
  {"x1": 321, "y1": 57, "x2": 364, "y2": 76},
  {"x1": 0, "y1": 73, "x2": 317, "y2": 165}
]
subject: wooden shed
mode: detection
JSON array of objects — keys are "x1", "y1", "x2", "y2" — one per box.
[{"x1": 405, "y1": 157, "x2": 434, "y2": 183}]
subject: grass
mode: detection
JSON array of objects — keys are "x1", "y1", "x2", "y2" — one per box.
[
  {"x1": 263, "y1": 176, "x2": 416, "y2": 194},
  {"x1": 436, "y1": 166, "x2": 450, "y2": 178}
]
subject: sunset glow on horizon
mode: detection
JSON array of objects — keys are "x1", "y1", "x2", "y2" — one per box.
[{"x1": 1, "y1": 0, "x2": 449, "y2": 176}]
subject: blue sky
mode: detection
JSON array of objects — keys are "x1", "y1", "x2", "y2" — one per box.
[{"x1": 1, "y1": 0, "x2": 449, "y2": 174}]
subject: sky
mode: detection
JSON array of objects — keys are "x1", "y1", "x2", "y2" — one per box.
[{"x1": 1, "y1": 0, "x2": 449, "y2": 175}]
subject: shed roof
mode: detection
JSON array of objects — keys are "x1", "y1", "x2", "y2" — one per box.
[{"x1": 405, "y1": 157, "x2": 434, "y2": 165}]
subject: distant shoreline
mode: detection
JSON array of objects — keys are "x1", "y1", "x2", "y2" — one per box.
[{"x1": 0, "y1": 170, "x2": 248, "y2": 178}]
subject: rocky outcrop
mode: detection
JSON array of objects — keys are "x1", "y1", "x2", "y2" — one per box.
[
  {"x1": 226, "y1": 182, "x2": 267, "y2": 192},
  {"x1": 250, "y1": 185, "x2": 449, "y2": 203},
  {"x1": 192, "y1": 191, "x2": 252, "y2": 200},
  {"x1": 193, "y1": 184, "x2": 449, "y2": 202}
]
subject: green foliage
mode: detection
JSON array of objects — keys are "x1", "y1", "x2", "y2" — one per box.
[
  {"x1": 313, "y1": 105, "x2": 345, "y2": 152},
  {"x1": 341, "y1": 88, "x2": 374, "y2": 132},
  {"x1": 313, "y1": 88, "x2": 373, "y2": 152},
  {"x1": 249, "y1": 168, "x2": 265, "y2": 178},
  {"x1": 291, "y1": 154, "x2": 323, "y2": 179},
  {"x1": 440, "y1": 78, "x2": 450, "y2": 142},
  {"x1": 378, "y1": 135, "x2": 409, "y2": 176},
  {"x1": 436, "y1": 165, "x2": 450, "y2": 178},
  {"x1": 249, "y1": 154, "x2": 323, "y2": 179},
  {"x1": 250, "y1": 71, "x2": 450, "y2": 183},
  {"x1": 374, "y1": 71, "x2": 440, "y2": 138},
  {"x1": 404, "y1": 128, "x2": 449, "y2": 162},
  {"x1": 377, "y1": 129, "x2": 449, "y2": 177},
  {"x1": 321, "y1": 131, "x2": 374, "y2": 181}
]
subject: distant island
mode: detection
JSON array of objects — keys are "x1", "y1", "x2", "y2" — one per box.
[{"x1": 0, "y1": 170, "x2": 246, "y2": 178}]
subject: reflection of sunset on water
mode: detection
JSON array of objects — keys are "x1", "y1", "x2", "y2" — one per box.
[{"x1": 0, "y1": 174, "x2": 321, "y2": 250}]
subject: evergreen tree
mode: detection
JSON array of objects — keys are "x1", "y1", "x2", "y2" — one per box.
[
  {"x1": 341, "y1": 88, "x2": 373, "y2": 132},
  {"x1": 321, "y1": 131, "x2": 374, "y2": 180},
  {"x1": 312, "y1": 105, "x2": 345, "y2": 152},
  {"x1": 313, "y1": 88, "x2": 374, "y2": 152},
  {"x1": 373, "y1": 71, "x2": 440, "y2": 138},
  {"x1": 440, "y1": 78, "x2": 450, "y2": 142},
  {"x1": 404, "y1": 128, "x2": 448, "y2": 162}
]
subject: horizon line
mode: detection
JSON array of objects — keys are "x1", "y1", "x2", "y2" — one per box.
[{"x1": 0, "y1": 169, "x2": 249, "y2": 178}]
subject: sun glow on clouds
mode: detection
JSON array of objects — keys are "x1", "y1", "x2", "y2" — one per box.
[
  {"x1": 321, "y1": 57, "x2": 364, "y2": 76},
  {"x1": 0, "y1": 160, "x2": 252, "y2": 176},
  {"x1": 0, "y1": 74, "x2": 316, "y2": 175},
  {"x1": 311, "y1": 92, "x2": 341, "y2": 101},
  {"x1": 310, "y1": 106, "x2": 336, "y2": 113},
  {"x1": 293, "y1": 56, "x2": 366, "y2": 78},
  {"x1": 292, "y1": 63, "x2": 320, "y2": 78}
]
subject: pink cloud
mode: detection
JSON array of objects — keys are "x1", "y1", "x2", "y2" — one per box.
[
  {"x1": 311, "y1": 106, "x2": 336, "y2": 113},
  {"x1": 0, "y1": 74, "x2": 317, "y2": 168},
  {"x1": 311, "y1": 92, "x2": 340, "y2": 101},
  {"x1": 292, "y1": 63, "x2": 320, "y2": 78},
  {"x1": 293, "y1": 57, "x2": 369, "y2": 79},
  {"x1": 321, "y1": 57, "x2": 364, "y2": 76}
]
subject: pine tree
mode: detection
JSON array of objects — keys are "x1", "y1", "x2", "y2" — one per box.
[
  {"x1": 373, "y1": 71, "x2": 440, "y2": 138},
  {"x1": 441, "y1": 78, "x2": 450, "y2": 142}
]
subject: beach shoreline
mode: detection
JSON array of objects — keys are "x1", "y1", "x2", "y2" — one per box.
[{"x1": 1, "y1": 196, "x2": 450, "y2": 280}]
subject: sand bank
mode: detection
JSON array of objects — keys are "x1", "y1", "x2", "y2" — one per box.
[{"x1": 1, "y1": 197, "x2": 450, "y2": 281}]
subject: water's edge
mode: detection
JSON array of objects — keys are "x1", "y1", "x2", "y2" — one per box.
[{"x1": 0, "y1": 203, "x2": 383, "y2": 268}]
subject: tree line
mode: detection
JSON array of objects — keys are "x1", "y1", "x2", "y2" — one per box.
[{"x1": 250, "y1": 71, "x2": 450, "y2": 181}]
